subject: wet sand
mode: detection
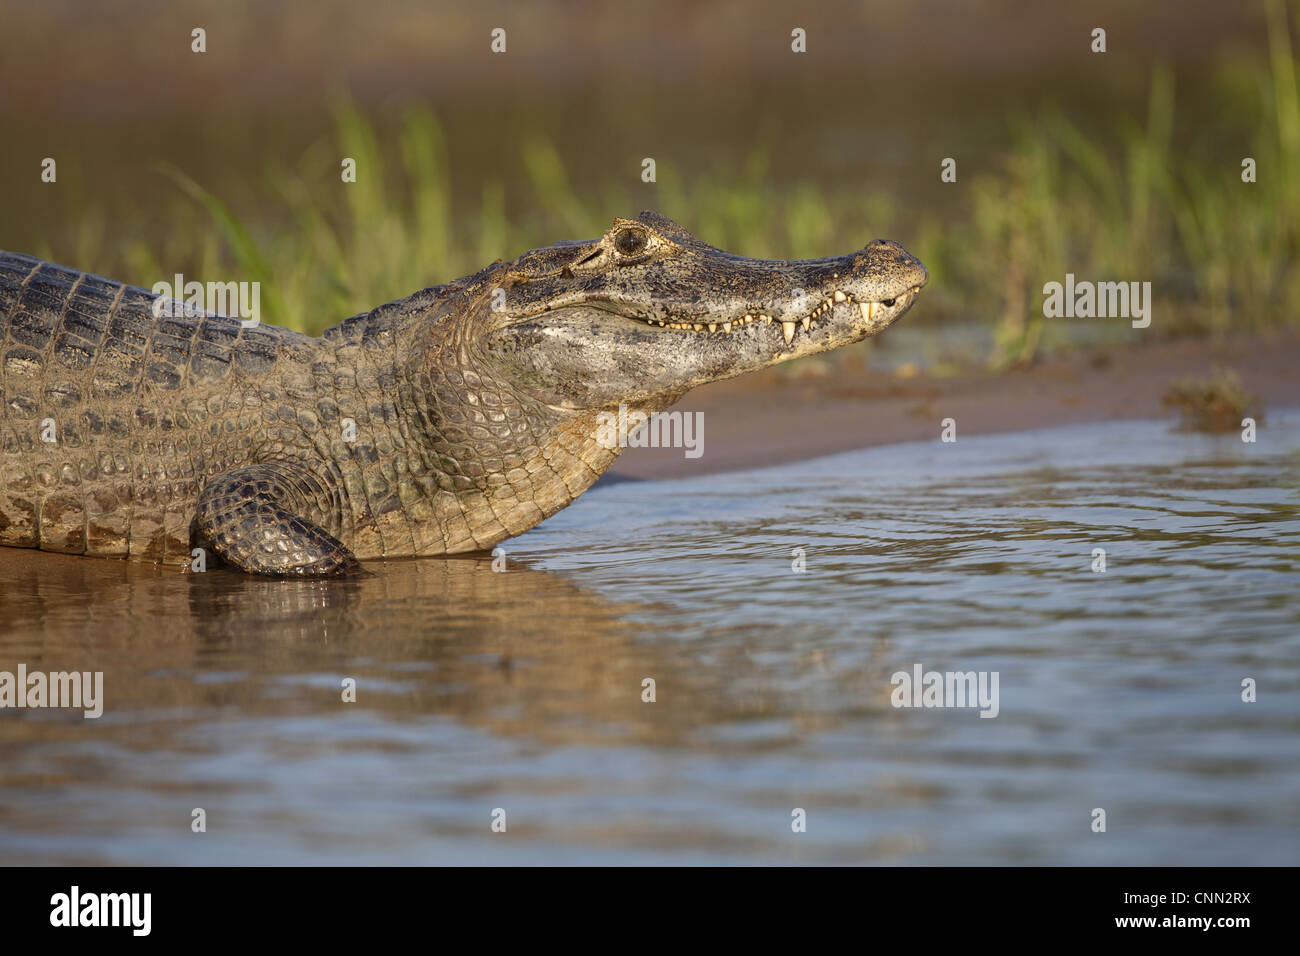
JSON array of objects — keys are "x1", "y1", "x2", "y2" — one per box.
[{"x1": 614, "y1": 332, "x2": 1300, "y2": 479}]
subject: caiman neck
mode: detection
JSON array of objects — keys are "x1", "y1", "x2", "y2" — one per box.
[{"x1": 325, "y1": 297, "x2": 642, "y2": 555}]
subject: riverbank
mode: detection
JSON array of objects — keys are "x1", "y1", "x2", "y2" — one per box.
[{"x1": 613, "y1": 331, "x2": 1300, "y2": 479}]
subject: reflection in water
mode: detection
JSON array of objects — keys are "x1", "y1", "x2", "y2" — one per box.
[{"x1": 1, "y1": 415, "x2": 1298, "y2": 864}]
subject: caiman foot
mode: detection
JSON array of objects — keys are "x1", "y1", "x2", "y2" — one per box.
[{"x1": 194, "y1": 463, "x2": 362, "y2": 576}]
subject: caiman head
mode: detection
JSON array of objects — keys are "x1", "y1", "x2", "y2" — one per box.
[
  {"x1": 390, "y1": 210, "x2": 927, "y2": 552},
  {"x1": 474, "y1": 210, "x2": 928, "y2": 409}
]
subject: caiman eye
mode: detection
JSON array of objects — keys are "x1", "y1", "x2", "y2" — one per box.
[{"x1": 613, "y1": 228, "x2": 649, "y2": 257}]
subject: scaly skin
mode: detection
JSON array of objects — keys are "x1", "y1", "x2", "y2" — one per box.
[{"x1": 0, "y1": 211, "x2": 927, "y2": 575}]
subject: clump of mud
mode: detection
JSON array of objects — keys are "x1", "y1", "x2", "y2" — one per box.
[{"x1": 1162, "y1": 368, "x2": 1264, "y2": 433}]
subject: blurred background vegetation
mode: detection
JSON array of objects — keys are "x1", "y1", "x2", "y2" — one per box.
[{"x1": 1, "y1": 0, "x2": 1297, "y2": 368}]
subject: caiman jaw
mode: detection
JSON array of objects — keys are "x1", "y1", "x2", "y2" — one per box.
[{"x1": 627, "y1": 284, "x2": 924, "y2": 346}]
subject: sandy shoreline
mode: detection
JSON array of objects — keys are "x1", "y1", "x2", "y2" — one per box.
[{"x1": 612, "y1": 331, "x2": 1300, "y2": 479}]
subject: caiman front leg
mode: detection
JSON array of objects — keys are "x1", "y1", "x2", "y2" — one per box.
[{"x1": 193, "y1": 461, "x2": 362, "y2": 576}]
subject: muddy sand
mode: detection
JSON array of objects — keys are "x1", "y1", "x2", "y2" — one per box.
[{"x1": 613, "y1": 332, "x2": 1300, "y2": 479}]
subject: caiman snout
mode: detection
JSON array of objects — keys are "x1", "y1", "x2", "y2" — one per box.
[
  {"x1": 747, "y1": 237, "x2": 928, "y2": 345},
  {"x1": 851, "y1": 239, "x2": 929, "y2": 298}
]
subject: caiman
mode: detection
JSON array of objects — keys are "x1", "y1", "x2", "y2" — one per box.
[{"x1": 0, "y1": 212, "x2": 927, "y2": 575}]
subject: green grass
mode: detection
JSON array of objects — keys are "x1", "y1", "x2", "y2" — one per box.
[
  {"x1": 935, "y1": 0, "x2": 1300, "y2": 365},
  {"x1": 47, "y1": 0, "x2": 1300, "y2": 366}
]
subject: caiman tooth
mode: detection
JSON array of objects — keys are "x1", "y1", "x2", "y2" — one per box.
[
  {"x1": 782, "y1": 320, "x2": 796, "y2": 344},
  {"x1": 722, "y1": 321, "x2": 732, "y2": 333},
  {"x1": 801, "y1": 316, "x2": 811, "y2": 331},
  {"x1": 762, "y1": 314, "x2": 772, "y2": 324},
  {"x1": 861, "y1": 301, "x2": 876, "y2": 321},
  {"x1": 833, "y1": 290, "x2": 846, "y2": 302},
  {"x1": 708, "y1": 323, "x2": 717, "y2": 333},
  {"x1": 693, "y1": 323, "x2": 705, "y2": 331}
]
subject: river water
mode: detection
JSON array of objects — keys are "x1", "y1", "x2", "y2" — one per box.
[{"x1": 1, "y1": 414, "x2": 1297, "y2": 865}]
